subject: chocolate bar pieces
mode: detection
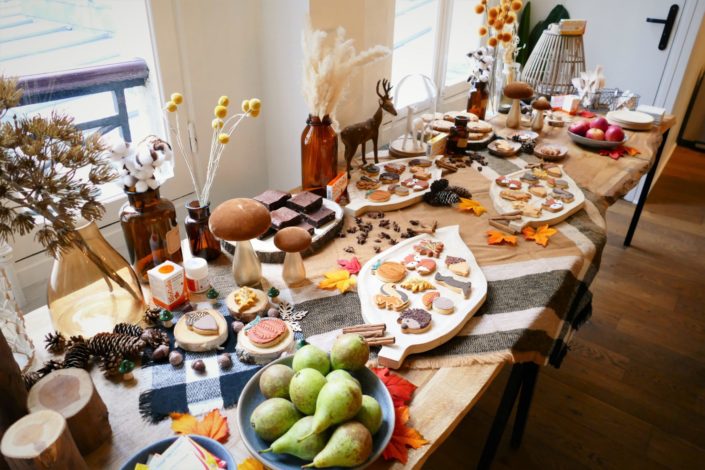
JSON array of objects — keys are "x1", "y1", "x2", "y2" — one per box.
[
  {"x1": 287, "y1": 191, "x2": 323, "y2": 213},
  {"x1": 253, "y1": 189, "x2": 291, "y2": 211}
]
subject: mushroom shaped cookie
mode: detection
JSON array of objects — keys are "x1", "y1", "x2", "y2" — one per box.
[
  {"x1": 503, "y1": 81, "x2": 534, "y2": 129},
  {"x1": 210, "y1": 198, "x2": 271, "y2": 286},
  {"x1": 274, "y1": 227, "x2": 312, "y2": 286},
  {"x1": 530, "y1": 96, "x2": 551, "y2": 132}
]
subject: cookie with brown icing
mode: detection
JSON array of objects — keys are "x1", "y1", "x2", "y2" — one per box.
[{"x1": 397, "y1": 308, "x2": 432, "y2": 334}]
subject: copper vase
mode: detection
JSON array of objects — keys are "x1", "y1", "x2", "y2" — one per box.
[
  {"x1": 185, "y1": 201, "x2": 220, "y2": 261},
  {"x1": 301, "y1": 114, "x2": 338, "y2": 196}
]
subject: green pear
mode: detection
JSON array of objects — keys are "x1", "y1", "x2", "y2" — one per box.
[
  {"x1": 301, "y1": 379, "x2": 362, "y2": 439},
  {"x1": 355, "y1": 395, "x2": 383, "y2": 434},
  {"x1": 250, "y1": 397, "x2": 301, "y2": 442},
  {"x1": 260, "y1": 363, "x2": 295, "y2": 399},
  {"x1": 290, "y1": 368, "x2": 327, "y2": 415},
  {"x1": 330, "y1": 334, "x2": 369, "y2": 371},
  {"x1": 325, "y1": 369, "x2": 361, "y2": 388},
  {"x1": 293, "y1": 345, "x2": 331, "y2": 375},
  {"x1": 302, "y1": 421, "x2": 373, "y2": 468},
  {"x1": 259, "y1": 416, "x2": 330, "y2": 461}
]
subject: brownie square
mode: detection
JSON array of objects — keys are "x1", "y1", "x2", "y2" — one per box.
[
  {"x1": 287, "y1": 191, "x2": 323, "y2": 213},
  {"x1": 253, "y1": 189, "x2": 291, "y2": 211},
  {"x1": 257, "y1": 226, "x2": 277, "y2": 240},
  {"x1": 303, "y1": 207, "x2": 335, "y2": 228},
  {"x1": 295, "y1": 220, "x2": 315, "y2": 236},
  {"x1": 270, "y1": 207, "x2": 301, "y2": 229}
]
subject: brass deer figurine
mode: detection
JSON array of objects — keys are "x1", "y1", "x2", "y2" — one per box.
[{"x1": 341, "y1": 79, "x2": 398, "y2": 175}]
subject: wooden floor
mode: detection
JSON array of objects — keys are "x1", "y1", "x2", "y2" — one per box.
[{"x1": 426, "y1": 146, "x2": 705, "y2": 470}]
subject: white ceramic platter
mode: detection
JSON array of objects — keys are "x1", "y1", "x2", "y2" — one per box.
[
  {"x1": 358, "y1": 225, "x2": 487, "y2": 369},
  {"x1": 345, "y1": 156, "x2": 442, "y2": 216},
  {"x1": 489, "y1": 166, "x2": 585, "y2": 232}
]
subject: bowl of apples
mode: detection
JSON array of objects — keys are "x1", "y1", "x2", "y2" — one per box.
[{"x1": 567, "y1": 117, "x2": 628, "y2": 149}]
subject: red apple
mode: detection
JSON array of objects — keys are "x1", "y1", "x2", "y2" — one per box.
[
  {"x1": 605, "y1": 125, "x2": 625, "y2": 142},
  {"x1": 586, "y1": 128, "x2": 605, "y2": 140},
  {"x1": 569, "y1": 120, "x2": 590, "y2": 137},
  {"x1": 589, "y1": 117, "x2": 609, "y2": 132}
]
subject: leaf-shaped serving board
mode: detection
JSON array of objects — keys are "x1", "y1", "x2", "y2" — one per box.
[
  {"x1": 344, "y1": 156, "x2": 443, "y2": 216},
  {"x1": 488, "y1": 166, "x2": 585, "y2": 233},
  {"x1": 358, "y1": 225, "x2": 487, "y2": 369}
]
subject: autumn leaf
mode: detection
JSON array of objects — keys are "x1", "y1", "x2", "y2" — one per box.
[
  {"x1": 486, "y1": 229, "x2": 517, "y2": 246},
  {"x1": 371, "y1": 367, "x2": 417, "y2": 406},
  {"x1": 237, "y1": 457, "x2": 266, "y2": 470},
  {"x1": 457, "y1": 197, "x2": 487, "y2": 216},
  {"x1": 337, "y1": 256, "x2": 361, "y2": 275},
  {"x1": 170, "y1": 408, "x2": 230, "y2": 443},
  {"x1": 318, "y1": 269, "x2": 357, "y2": 293},
  {"x1": 522, "y1": 224, "x2": 557, "y2": 247},
  {"x1": 382, "y1": 406, "x2": 429, "y2": 464}
]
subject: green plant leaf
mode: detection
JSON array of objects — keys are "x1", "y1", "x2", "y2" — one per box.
[
  {"x1": 517, "y1": 2, "x2": 532, "y2": 66},
  {"x1": 526, "y1": 5, "x2": 570, "y2": 65}
]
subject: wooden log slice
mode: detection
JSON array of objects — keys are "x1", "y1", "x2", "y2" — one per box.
[
  {"x1": 0, "y1": 409, "x2": 88, "y2": 470},
  {"x1": 27, "y1": 369, "x2": 110, "y2": 455},
  {"x1": 0, "y1": 330, "x2": 28, "y2": 470}
]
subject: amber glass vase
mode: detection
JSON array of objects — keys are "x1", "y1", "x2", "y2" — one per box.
[
  {"x1": 185, "y1": 201, "x2": 220, "y2": 261},
  {"x1": 120, "y1": 188, "x2": 183, "y2": 283},
  {"x1": 47, "y1": 221, "x2": 144, "y2": 337},
  {"x1": 301, "y1": 114, "x2": 338, "y2": 196},
  {"x1": 467, "y1": 81, "x2": 489, "y2": 120}
]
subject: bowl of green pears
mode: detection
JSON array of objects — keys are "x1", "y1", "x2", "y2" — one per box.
[{"x1": 237, "y1": 333, "x2": 395, "y2": 469}]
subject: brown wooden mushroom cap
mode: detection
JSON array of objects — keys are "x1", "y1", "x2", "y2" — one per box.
[
  {"x1": 209, "y1": 198, "x2": 271, "y2": 241},
  {"x1": 503, "y1": 81, "x2": 534, "y2": 99},
  {"x1": 532, "y1": 96, "x2": 551, "y2": 110},
  {"x1": 274, "y1": 227, "x2": 312, "y2": 253}
]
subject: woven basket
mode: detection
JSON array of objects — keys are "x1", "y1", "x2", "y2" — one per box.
[{"x1": 522, "y1": 30, "x2": 586, "y2": 96}]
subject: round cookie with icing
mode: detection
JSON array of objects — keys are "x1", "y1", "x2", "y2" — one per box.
[
  {"x1": 432, "y1": 297, "x2": 455, "y2": 314},
  {"x1": 388, "y1": 184, "x2": 410, "y2": 196},
  {"x1": 422, "y1": 291, "x2": 440, "y2": 309},
  {"x1": 375, "y1": 261, "x2": 407, "y2": 283},
  {"x1": 244, "y1": 317, "x2": 288, "y2": 348},
  {"x1": 397, "y1": 308, "x2": 432, "y2": 334},
  {"x1": 401, "y1": 178, "x2": 430, "y2": 192},
  {"x1": 366, "y1": 189, "x2": 391, "y2": 202}
]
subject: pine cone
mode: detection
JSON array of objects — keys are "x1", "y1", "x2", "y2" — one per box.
[
  {"x1": 448, "y1": 185, "x2": 473, "y2": 199},
  {"x1": 143, "y1": 306, "x2": 162, "y2": 326},
  {"x1": 63, "y1": 343, "x2": 91, "y2": 369},
  {"x1": 436, "y1": 189, "x2": 461, "y2": 206},
  {"x1": 141, "y1": 328, "x2": 169, "y2": 349},
  {"x1": 521, "y1": 141, "x2": 535, "y2": 154},
  {"x1": 88, "y1": 333, "x2": 145, "y2": 358},
  {"x1": 37, "y1": 359, "x2": 64, "y2": 376},
  {"x1": 99, "y1": 353, "x2": 124, "y2": 377},
  {"x1": 113, "y1": 322, "x2": 144, "y2": 338},
  {"x1": 44, "y1": 331, "x2": 66, "y2": 354},
  {"x1": 430, "y1": 179, "x2": 449, "y2": 194},
  {"x1": 22, "y1": 371, "x2": 42, "y2": 390},
  {"x1": 67, "y1": 335, "x2": 86, "y2": 349}
]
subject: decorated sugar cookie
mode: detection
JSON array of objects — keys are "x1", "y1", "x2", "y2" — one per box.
[
  {"x1": 445, "y1": 256, "x2": 469, "y2": 277},
  {"x1": 541, "y1": 197, "x2": 564, "y2": 213},
  {"x1": 245, "y1": 317, "x2": 288, "y2": 348},
  {"x1": 234, "y1": 286, "x2": 257, "y2": 312},
  {"x1": 422, "y1": 291, "x2": 440, "y2": 309},
  {"x1": 186, "y1": 310, "x2": 220, "y2": 336},
  {"x1": 435, "y1": 272, "x2": 472, "y2": 298},
  {"x1": 400, "y1": 277, "x2": 434, "y2": 293},
  {"x1": 413, "y1": 239, "x2": 444, "y2": 258},
  {"x1": 432, "y1": 297, "x2": 455, "y2": 314},
  {"x1": 375, "y1": 261, "x2": 407, "y2": 283},
  {"x1": 397, "y1": 308, "x2": 432, "y2": 334}
]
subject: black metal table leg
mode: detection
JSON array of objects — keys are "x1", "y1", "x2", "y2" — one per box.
[
  {"x1": 510, "y1": 362, "x2": 539, "y2": 449},
  {"x1": 624, "y1": 129, "x2": 671, "y2": 246}
]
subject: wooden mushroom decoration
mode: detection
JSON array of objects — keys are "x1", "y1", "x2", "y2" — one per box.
[
  {"x1": 503, "y1": 81, "x2": 534, "y2": 129},
  {"x1": 530, "y1": 96, "x2": 551, "y2": 132},
  {"x1": 274, "y1": 227, "x2": 312, "y2": 286},
  {"x1": 210, "y1": 198, "x2": 271, "y2": 287}
]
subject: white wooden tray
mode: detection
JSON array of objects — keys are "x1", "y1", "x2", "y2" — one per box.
[
  {"x1": 357, "y1": 225, "x2": 487, "y2": 369},
  {"x1": 344, "y1": 156, "x2": 442, "y2": 217},
  {"x1": 488, "y1": 166, "x2": 585, "y2": 232}
]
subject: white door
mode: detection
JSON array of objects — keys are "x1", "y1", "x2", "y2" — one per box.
[{"x1": 531, "y1": 0, "x2": 687, "y2": 105}]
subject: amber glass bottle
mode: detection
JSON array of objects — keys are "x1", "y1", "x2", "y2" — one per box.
[
  {"x1": 301, "y1": 114, "x2": 338, "y2": 196},
  {"x1": 120, "y1": 188, "x2": 183, "y2": 283},
  {"x1": 446, "y1": 116, "x2": 470, "y2": 156},
  {"x1": 467, "y1": 81, "x2": 489, "y2": 120},
  {"x1": 184, "y1": 201, "x2": 220, "y2": 261}
]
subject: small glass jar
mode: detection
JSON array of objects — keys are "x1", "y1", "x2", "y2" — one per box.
[
  {"x1": 120, "y1": 188, "x2": 183, "y2": 283},
  {"x1": 446, "y1": 116, "x2": 470, "y2": 156},
  {"x1": 184, "y1": 201, "x2": 220, "y2": 261},
  {"x1": 184, "y1": 257, "x2": 210, "y2": 294}
]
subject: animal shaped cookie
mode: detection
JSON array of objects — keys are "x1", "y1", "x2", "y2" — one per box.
[
  {"x1": 379, "y1": 172, "x2": 400, "y2": 184},
  {"x1": 384, "y1": 162, "x2": 406, "y2": 174},
  {"x1": 361, "y1": 163, "x2": 380, "y2": 177},
  {"x1": 547, "y1": 178, "x2": 569, "y2": 189},
  {"x1": 413, "y1": 239, "x2": 444, "y2": 258},
  {"x1": 522, "y1": 204, "x2": 543, "y2": 218},
  {"x1": 186, "y1": 310, "x2": 220, "y2": 336},
  {"x1": 375, "y1": 283, "x2": 410, "y2": 311},
  {"x1": 551, "y1": 188, "x2": 575, "y2": 203},
  {"x1": 402, "y1": 254, "x2": 436, "y2": 275},
  {"x1": 400, "y1": 277, "x2": 434, "y2": 293},
  {"x1": 445, "y1": 256, "x2": 469, "y2": 277},
  {"x1": 520, "y1": 172, "x2": 539, "y2": 184},
  {"x1": 388, "y1": 184, "x2": 410, "y2": 196},
  {"x1": 356, "y1": 175, "x2": 380, "y2": 190},
  {"x1": 422, "y1": 291, "x2": 440, "y2": 309},
  {"x1": 401, "y1": 178, "x2": 429, "y2": 192},
  {"x1": 528, "y1": 184, "x2": 547, "y2": 198},
  {"x1": 434, "y1": 273, "x2": 472, "y2": 298},
  {"x1": 410, "y1": 167, "x2": 432, "y2": 180},
  {"x1": 397, "y1": 308, "x2": 432, "y2": 334},
  {"x1": 541, "y1": 197, "x2": 564, "y2": 213},
  {"x1": 234, "y1": 287, "x2": 257, "y2": 312},
  {"x1": 375, "y1": 261, "x2": 407, "y2": 283}
]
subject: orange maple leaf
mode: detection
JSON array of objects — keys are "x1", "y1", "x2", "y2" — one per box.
[
  {"x1": 486, "y1": 230, "x2": 517, "y2": 246},
  {"x1": 457, "y1": 197, "x2": 487, "y2": 216},
  {"x1": 522, "y1": 224, "x2": 557, "y2": 247},
  {"x1": 170, "y1": 408, "x2": 230, "y2": 443},
  {"x1": 371, "y1": 367, "x2": 417, "y2": 406},
  {"x1": 382, "y1": 406, "x2": 429, "y2": 464},
  {"x1": 237, "y1": 457, "x2": 266, "y2": 470}
]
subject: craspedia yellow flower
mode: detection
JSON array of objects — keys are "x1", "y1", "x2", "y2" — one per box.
[
  {"x1": 165, "y1": 101, "x2": 177, "y2": 112},
  {"x1": 170, "y1": 92, "x2": 183, "y2": 105},
  {"x1": 218, "y1": 95, "x2": 230, "y2": 107},
  {"x1": 488, "y1": 36, "x2": 498, "y2": 47},
  {"x1": 511, "y1": 0, "x2": 523, "y2": 11},
  {"x1": 218, "y1": 133, "x2": 230, "y2": 144},
  {"x1": 494, "y1": 19, "x2": 505, "y2": 29},
  {"x1": 248, "y1": 98, "x2": 261, "y2": 112},
  {"x1": 487, "y1": 17, "x2": 495, "y2": 27},
  {"x1": 241, "y1": 99, "x2": 250, "y2": 113},
  {"x1": 474, "y1": 4, "x2": 485, "y2": 14},
  {"x1": 214, "y1": 105, "x2": 227, "y2": 118},
  {"x1": 479, "y1": 26, "x2": 488, "y2": 37},
  {"x1": 211, "y1": 118, "x2": 224, "y2": 129},
  {"x1": 249, "y1": 108, "x2": 260, "y2": 118},
  {"x1": 488, "y1": 6, "x2": 498, "y2": 17},
  {"x1": 506, "y1": 13, "x2": 516, "y2": 24},
  {"x1": 501, "y1": 32, "x2": 513, "y2": 43}
]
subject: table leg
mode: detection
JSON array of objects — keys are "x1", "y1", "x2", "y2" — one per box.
[
  {"x1": 624, "y1": 129, "x2": 670, "y2": 247},
  {"x1": 509, "y1": 362, "x2": 539, "y2": 449}
]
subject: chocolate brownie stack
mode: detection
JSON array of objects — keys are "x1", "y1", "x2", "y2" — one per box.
[{"x1": 253, "y1": 190, "x2": 336, "y2": 240}]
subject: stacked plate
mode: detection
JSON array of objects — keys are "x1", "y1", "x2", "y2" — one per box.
[{"x1": 606, "y1": 110, "x2": 654, "y2": 131}]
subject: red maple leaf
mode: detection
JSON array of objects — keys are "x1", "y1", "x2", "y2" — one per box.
[
  {"x1": 371, "y1": 367, "x2": 416, "y2": 406},
  {"x1": 382, "y1": 406, "x2": 428, "y2": 464}
]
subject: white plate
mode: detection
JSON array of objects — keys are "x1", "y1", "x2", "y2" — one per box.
[
  {"x1": 534, "y1": 144, "x2": 568, "y2": 161},
  {"x1": 358, "y1": 225, "x2": 487, "y2": 369},
  {"x1": 567, "y1": 130, "x2": 627, "y2": 149},
  {"x1": 488, "y1": 139, "x2": 522, "y2": 157}
]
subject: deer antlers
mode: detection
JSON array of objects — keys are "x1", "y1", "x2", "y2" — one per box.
[{"x1": 376, "y1": 79, "x2": 393, "y2": 100}]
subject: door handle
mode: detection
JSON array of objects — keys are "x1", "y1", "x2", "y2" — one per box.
[{"x1": 646, "y1": 4, "x2": 679, "y2": 50}]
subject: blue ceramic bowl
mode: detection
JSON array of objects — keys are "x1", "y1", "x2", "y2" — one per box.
[
  {"x1": 119, "y1": 434, "x2": 235, "y2": 470},
  {"x1": 237, "y1": 356, "x2": 395, "y2": 470}
]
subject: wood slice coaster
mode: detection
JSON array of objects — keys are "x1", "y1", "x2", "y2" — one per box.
[
  {"x1": 225, "y1": 288, "x2": 269, "y2": 323},
  {"x1": 235, "y1": 320, "x2": 295, "y2": 365},
  {"x1": 1, "y1": 409, "x2": 88, "y2": 470},
  {"x1": 174, "y1": 309, "x2": 228, "y2": 352},
  {"x1": 27, "y1": 369, "x2": 110, "y2": 455}
]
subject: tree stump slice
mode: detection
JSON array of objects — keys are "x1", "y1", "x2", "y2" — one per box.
[
  {"x1": 26, "y1": 369, "x2": 110, "y2": 455},
  {"x1": 0, "y1": 409, "x2": 88, "y2": 470},
  {"x1": 0, "y1": 330, "x2": 28, "y2": 470}
]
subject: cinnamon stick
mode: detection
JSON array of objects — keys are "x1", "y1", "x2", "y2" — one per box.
[
  {"x1": 365, "y1": 337, "x2": 395, "y2": 346},
  {"x1": 498, "y1": 210, "x2": 522, "y2": 217},
  {"x1": 491, "y1": 214, "x2": 522, "y2": 221},
  {"x1": 489, "y1": 219, "x2": 517, "y2": 234},
  {"x1": 343, "y1": 324, "x2": 386, "y2": 334}
]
